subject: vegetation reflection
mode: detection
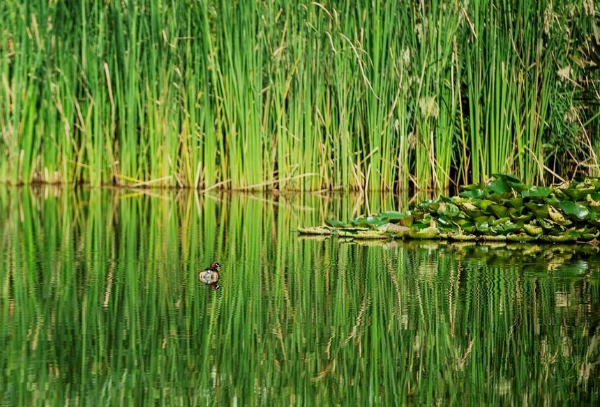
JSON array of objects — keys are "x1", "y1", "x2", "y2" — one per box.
[{"x1": 0, "y1": 188, "x2": 598, "y2": 405}]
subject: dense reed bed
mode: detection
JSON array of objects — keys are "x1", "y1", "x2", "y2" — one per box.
[
  {"x1": 1, "y1": 1, "x2": 599, "y2": 190},
  {"x1": 1, "y1": 188, "x2": 599, "y2": 404}
]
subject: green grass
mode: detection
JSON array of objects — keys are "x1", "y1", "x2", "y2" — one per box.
[{"x1": 0, "y1": 1, "x2": 598, "y2": 190}]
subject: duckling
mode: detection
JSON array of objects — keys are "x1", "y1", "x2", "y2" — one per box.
[{"x1": 198, "y1": 261, "x2": 222, "y2": 289}]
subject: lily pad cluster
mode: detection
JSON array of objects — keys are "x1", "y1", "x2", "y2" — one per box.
[{"x1": 298, "y1": 174, "x2": 600, "y2": 243}]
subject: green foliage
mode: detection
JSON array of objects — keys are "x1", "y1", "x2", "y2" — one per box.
[
  {"x1": 0, "y1": 1, "x2": 599, "y2": 189},
  {"x1": 303, "y1": 175, "x2": 600, "y2": 241}
]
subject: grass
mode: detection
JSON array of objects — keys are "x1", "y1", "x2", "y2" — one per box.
[{"x1": 0, "y1": 1, "x2": 599, "y2": 190}]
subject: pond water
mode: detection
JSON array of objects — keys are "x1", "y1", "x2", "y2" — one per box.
[{"x1": 1, "y1": 188, "x2": 599, "y2": 405}]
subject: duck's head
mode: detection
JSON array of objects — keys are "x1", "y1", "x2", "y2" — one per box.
[{"x1": 209, "y1": 261, "x2": 222, "y2": 270}]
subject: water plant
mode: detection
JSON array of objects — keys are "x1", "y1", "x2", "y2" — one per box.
[
  {"x1": 300, "y1": 174, "x2": 600, "y2": 243},
  {"x1": 0, "y1": 1, "x2": 598, "y2": 190}
]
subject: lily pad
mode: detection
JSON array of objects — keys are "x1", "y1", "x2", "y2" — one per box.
[
  {"x1": 510, "y1": 213, "x2": 533, "y2": 222},
  {"x1": 472, "y1": 199, "x2": 495, "y2": 211},
  {"x1": 525, "y1": 203, "x2": 549, "y2": 219},
  {"x1": 561, "y1": 186, "x2": 596, "y2": 201},
  {"x1": 474, "y1": 215, "x2": 493, "y2": 226},
  {"x1": 490, "y1": 217, "x2": 511, "y2": 226},
  {"x1": 493, "y1": 173, "x2": 521, "y2": 183},
  {"x1": 559, "y1": 200, "x2": 590, "y2": 220},
  {"x1": 378, "y1": 211, "x2": 405, "y2": 220},
  {"x1": 486, "y1": 177, "x2": 511, "y2": 194},
  {"x1": 523, "y1": 224, "x2": 542, "y2": 236},
  {"x1": 506, "y1": 233, "x2": 537, "y2": 242},
  {"x1": 521, "y1": 186, "x2": 553, "y2": 200},
  {"x1": 489, "y1": 204, "x2": 510, "y2": 218},
  {"x1": 408, "y1": 225, "x2": 440, "y2": 239},
  {"x1": 504, "y1": 197, "x2": 524, "y2": 209},
  {"x1": 548, "y1": 207, "x2": 572, "y2": 226},
  {"x1": 459, "y1": 189, "x2": 486, "y2": 199},
  {"x1": 437, "y1": 202, "x2": 461, "y2": 218}
]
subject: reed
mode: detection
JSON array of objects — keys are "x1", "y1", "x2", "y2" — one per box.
[{"x1": 0, "y1": 1, "x2": 598, "y2": 190}]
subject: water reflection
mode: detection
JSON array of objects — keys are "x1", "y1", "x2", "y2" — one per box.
[{"x1": 0, "y1": 187, "x2": 598, "y2": 405}]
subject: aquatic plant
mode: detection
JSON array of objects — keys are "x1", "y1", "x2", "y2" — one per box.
[
  {"x1": 0, "y1": 1, "x2": 598, "y2": 189},
  {"x1": 299, "y1": 174, "x2": 600, "y2": 243}
]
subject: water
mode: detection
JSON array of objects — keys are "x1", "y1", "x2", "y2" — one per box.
[{"x1": 1, "y1": 187, "x2": 599, "y2": 405}]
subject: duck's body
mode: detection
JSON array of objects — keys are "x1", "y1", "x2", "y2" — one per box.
[{"x1": 199, "y1": 261, "x2": 222, "y2": 289}]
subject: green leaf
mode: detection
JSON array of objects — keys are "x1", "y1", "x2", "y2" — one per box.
[
  {"x1": 459, "y1": 189, "x2": 486, "y2": 199},
  {"x1": 489, "y1": 204, "x2": 509, "y2": 218},
  {"x1": 378, "y1": 211, "x2": 406, "y2": 220},
  {"x1": 351, "y1": 217, "x2": 370, "y2": 227},
  {"x1": 437, "y1": 202, "x2": 461, "y2": 218},
  {"x1": 492, "y1": 173, "x2": 522, "y2": 183},
  {"x1": 486, "y1": 177, "x2": 511, "y2": 194},
  {"x1": 504, "y1": 197, "x2": 524, "y2": 209},
  {"x1": 472, "y1": 199, "x2": 495, "y2": 211},
  {"x1": 325, "y1": 219, "x2": 347, "y2": 227},
  {"x1": 474, "y1": 215, "x2": 492, "y2": 226},
  {"x1": 490, "y1": 217, "x2": 511, "y2": 226},
  {"x1": 365, "y1": 216, "x2": 388, "y2": 228},
  {"x1": 523, "y1": 223, "x2": 543, "y2": 236},
  {"x1": 521, "y1": 186, "x2": 552, "y2": 199},
  {"x1": 559, "y1": 200, "x2": 590, "y2": 220},
  {"x1": 511, "y1": 212, "x2": 533, "y2": 222},
  {"x1": 548, "y1": 206, "x2": 572, "y2": 226},
  {"x1": 525, "y1": 203, "x2": 549, "y2": 219},
  {"x1": 560, "y1": 187, "x2": 594, "y2": 201}
]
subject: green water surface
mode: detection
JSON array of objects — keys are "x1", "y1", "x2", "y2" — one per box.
[{"x1": 1, "y1": 188, "x2": 599, "y2": 406}]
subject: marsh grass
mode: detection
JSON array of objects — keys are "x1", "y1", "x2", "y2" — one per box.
[
  {"x1": 0, "y1": 1, "x2": 598, "y2": 190},
  {"x1": 1, "y1": 188, "x2": 599, "y2": 405}
]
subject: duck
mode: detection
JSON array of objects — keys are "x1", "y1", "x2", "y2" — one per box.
[{"x1": 198, "y1": 261, "x2": 222, "y2": 290}]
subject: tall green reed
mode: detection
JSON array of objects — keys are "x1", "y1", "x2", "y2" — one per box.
[{"x1": 1, "y1": 1, "x2": 598, "y2": 190}]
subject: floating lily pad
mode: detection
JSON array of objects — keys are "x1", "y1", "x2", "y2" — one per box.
[
  {"x1": 487, "y1": 177, "x2": 511, "y2": 194},
  {"x1": 459, "y1": 189, "x2": 486, "y2": 199},
  {"x1": 525, "y1": 203, "x2": 549, "y2": 219},
  {"x1": 540, "y1": 234, "x2": 578, "y2": 243},
  {"x1": 476, "y1": 222, "x2": 491, "y2": 233},
  {"x1": 492, "y1": 221, "x2": 522, "y2": 234},
  {"x1": 298, "y1": 226, "x2": 333, "y2": 235},
  {"x1": 300, "y1": 175, "x2": 600, "y2": 244},
  {"x1": 559, "y1": 200, "x2": 590, "y2": 220},
  {"x1": 489, "y1": 204, "x2": 510, "y2": 218},
  {"x1": 521, "y1": 186, "x2": 553, "y2": 200},
  {"x1": 561, "y1": 186, "x2": 596, "y2": 201},
  {"x1": 474, "y1": 215, "x2": 493, "y2": 226},
  {"x1": 379, "y1": 211, "x2": 407, "y2": 220},
  {"x1": 482, "y1": 234, "x2": 507, "y2": 241},
  {"x1": 511, "y1": 213, "x2": 533, "y2": 222},
  {"x1": 523, "y1": 224, "x2": 542, "y2": 236},
  {"x1": 471, "y1": 199, "x2": 494, "y2": 211},
  {"x1": 548, "y1": 206, "x2": 572, "y2": 226},
  {"x1": 325, "y1": 219, "x2": 347, "y2": 227},
  {"x1": 437, "y1": 202, "x2": 461, "y2": 218},
  {"x1": 493, "y1": 173, "x2": 521, "y2": 183},
  {"x1": 506, "y1": 233, "x2": 537, "y2": 242},
  {"x1": 351, "y1": 217, "x2": 370, "y2": 227},
  {"x1": 408, "y1": 225, "x2": 440, "y2": 239},
  {"x1": 505, "y1": 197, "x2": 524, "y2": 209},
  {"x1": 490, "y1": 217, "x2": 511, "y2": 226},
  {"x1": 338, "y1": 230, "x2": 388, "y2": 239}
]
